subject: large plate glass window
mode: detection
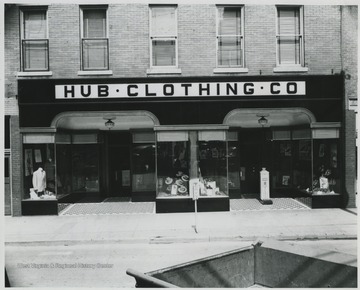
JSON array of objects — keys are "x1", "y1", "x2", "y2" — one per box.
[
  {"x1": 132, "y1": 132, "x2": 156, "y2": 192},
  {"x1": 198, "y1": 131, "x2": 228, "y2": 197},
  {"x1": 81, "y1": 6, "x2": 109, "y2": 70},
  {"x1": 217, "y1": 6, "x2": 244, "y2": 67},
  {"x1": 276, "y1": 6, "x2": 304, "y2": 67},
  {"x1": 271, "y1": 128, "x2": 312, "y2": 194},
  {"x1": 156, "y1": 132, "x2": 189, "y2": 198},
  {"x1": 21, "y1": 8, "x2": 49, "y2": 71},
  {"x1": 150, "y1": 5, "x2": 178, "y2": 67},
  {"x1": 312, "y1": 127, "x2": 340, "y2": 194},
  {"x1": 22, "y1": 134, "x2": 56, "y2": 200}
]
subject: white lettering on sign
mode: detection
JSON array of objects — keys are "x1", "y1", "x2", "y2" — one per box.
[{"x1": 55, "y1": 81, "x2": 306, "y2": 99}]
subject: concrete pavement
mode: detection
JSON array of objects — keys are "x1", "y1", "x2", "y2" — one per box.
[{"x1": 4, "y1": 208, "x2": 357, "y2": 245}]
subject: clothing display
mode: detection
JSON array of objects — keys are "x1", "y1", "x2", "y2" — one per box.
[{"x1": 32, "y1": 167, "x2": 47, "y2": 192}]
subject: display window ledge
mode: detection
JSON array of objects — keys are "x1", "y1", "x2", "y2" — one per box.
[
  {"x1": 17, "y1": 71, "x2": 53, "y2": 77},
  {"x1": 312, "y1": 192, "x2": 340, "y2": 196},
  {"x1": 213, "y1": 67, "x2": 249, "y2": 74},
  {"x1": 198, "y1": 195, "x2": 229, "y2": 199},
  {"x1": 22, "y1": 198, "x2": 57, "y2": 201},
  {"x1": 156, "y1": 196, "x2": 191, "y2": 199},
  {"x1": 273, "y1": 66, "x2": 309, "y2": 73}
]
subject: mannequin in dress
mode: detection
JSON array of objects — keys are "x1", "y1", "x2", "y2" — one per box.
[{"x1": 32, "y1": 164, "x2": 47, "y2": 196}]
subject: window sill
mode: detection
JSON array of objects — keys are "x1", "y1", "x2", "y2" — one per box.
[
  {"x1": 273, "y1": 66, "x2": 309, "y2": 73},
  {"x1": 78, "y1": 70, "x2": 113, "y2": 76},
  {"x1": 17, "y1": 71, "x2": 53, "y2": 77},
  {"x1": 213, "y1": 67, "x2": 249, "y2": 74},
  {"x1": 146, "y1": 68, "x2": 182, "y2": 75}
]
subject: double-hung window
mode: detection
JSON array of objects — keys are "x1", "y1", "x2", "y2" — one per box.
[
  {"x1": 21, "y1": 8, "x2": 49, "y2": 71},
  {"x1": 81, "y1": 7, "x2": 109, "y2": 71},
  {"x1": 276, "y1": 6, "x2": 304, "y2": 68},
  {"x1": 149, "y1": 5, "x2": 178, "y2": 68},
  {"x1": 216, "y1": 6, "x2": 244, "y2": 68}
]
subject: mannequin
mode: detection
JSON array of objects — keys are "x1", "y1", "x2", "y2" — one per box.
[{"x1": 32, "y1": 165, "x2": 47, "y2": 196}]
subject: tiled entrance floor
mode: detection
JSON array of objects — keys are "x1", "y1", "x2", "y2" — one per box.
[
  {"x1": 58, "y1": 198, "x2": 310, "y2": 215},
  {"x1": 230, "y1": 198, "x2": 311, "y2": 211}
]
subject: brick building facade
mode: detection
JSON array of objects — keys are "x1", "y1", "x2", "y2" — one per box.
[{"x1": 4, "y1": 2, "x2": 358, "y2": 215}]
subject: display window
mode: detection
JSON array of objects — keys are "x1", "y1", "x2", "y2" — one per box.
[
  {"x1": 132, "y1": 144, "x2": 156, "y2": 192},
  {"x1": 155, "y1": 130, "x2": 229, "y2": 199},
  {"x1": 156, "y1": 138, "x2": 190, "y2": 198},
  {"x1": 71, "y1": 145, "x2": 100, "y2": 192},
  {"x1": 23, "y1": 134, "x2": 56, "y2": 200},
  {"x1": 312, "y1": 139, "x2": 340, "y2": 194},
  {"x1": 198, "y1": 140, "x2": 228, "y2": 197},
  {"x1": 271, "y1": 139, "x2": 312, "y2": 192},
  {"x1": 55, "y1": 133, "x2": 101, "y2": 197}
]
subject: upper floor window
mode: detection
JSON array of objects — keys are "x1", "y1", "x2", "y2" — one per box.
[
  {"x1": 150, "y1": 5, "x2": 178, "y2": 68},
  {"x1": 217, "y1": 6, "x2": 244, "y2": 68},
  {"x1": 80, "y1": 7, "x2": 109, "y2": 71},
  {"x1": 21, "y1": 8, "x2": 49, "y2": 71},
  {"x1": 276, "y1": 6, "x2": 304, "y2": 67}
]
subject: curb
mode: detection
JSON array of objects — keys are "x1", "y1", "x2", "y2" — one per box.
[{"x1": 5, "y1": 234, "x2": 357, "y2": 247}]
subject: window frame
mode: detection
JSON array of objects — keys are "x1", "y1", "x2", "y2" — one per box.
[
  {"x1": 80, "y1": 6, "x2": 110, "y2": 71},
  {"x1": 275, "y1": 5, "x2": 304, "y2": 68},
  {"x1": 149, "y1": 5, "x2": 179, "y2": 69},
  {"x1": 216, "y1": 5, "x2": 245, "y2": 69},
  {"x1": 20, "y1": 7, "x2": 49, "y2": 72}
]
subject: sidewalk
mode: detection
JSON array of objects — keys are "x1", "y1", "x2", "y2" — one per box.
[{"x1": 5, "y1": 208, "x2": 357, "y2": 245}]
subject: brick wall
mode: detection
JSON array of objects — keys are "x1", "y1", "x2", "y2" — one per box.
[
  {"x1": 342, "y1": 6, "x2": 357, "y2": 208},
  {"x1": 5, "y1": 4, "x2": 345, "y2": 79},
  {"x1": 10, "y1": 116, "x2": 22, "y2": 216},
  {"x1": 5, "y1": 5, "x2": 19, "y2": 100},
  {"x1": 342, "y1": 6, "x2": 358, "y2": 106},
  {"x1": 343, "y1": 110, "x2": 356, "y2": 208},
  {"x1": 304, "y1": 5, "x2": 342, "y2": 74}
]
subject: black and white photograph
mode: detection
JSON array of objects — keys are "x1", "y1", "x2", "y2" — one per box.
[{"x1": 2, "y1": 0, "x2": 358, "y2": 288}]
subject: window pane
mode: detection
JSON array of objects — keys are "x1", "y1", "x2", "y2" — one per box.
[
  {"x1": 152, "y1": 40, "x2": 176, "y2": 66},
  {"x1": 278, "y1": 8, "x2": 300, "y2": 35},
  {"x1": 71, "y1": 145, "x2": 99, "y2": 192},
  {"x1": 278, "y1": 36, "x2": 300, "y2": 65},
  {"x1": 151, "y1": 7, "x2": 176, "y2": 36},
  {"x1": 132, "y1": 144, "x2": 156, "y2": 192},
  {"x1": 23, "y1": 144, "x2": 56, "y2": 200},
  {"x1": 218, "y1": 36, "x2": 242, "y2": 66},
  {"x1": 83, "y1": 10, "x2": 106, "y2": 38},
  {"x1": 198, "y1": 141, "x2": 228, "y2": 196},
  {"x1": 23, "y1": 40, "x2": 48, "y2": 70},
  {"x1": 218, "y1": 7, "x2": 241, "y2": 35},
  {"x1": 157, "y1": 141, "x2": 189, "y2": 198},
  {"x1": 24, "y1": 10, "x2": 47, "y2": 39},
  {"x1": 82, "y1": 39, "x2": 108, "y2": 70},
  {"x1": 313, "y1": 140, "x2": 340, "y2": 194}
]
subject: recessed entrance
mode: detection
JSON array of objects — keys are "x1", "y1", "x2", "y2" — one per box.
[{"x1": 107, "y1": 133, "x2": 131, "y2": 197}]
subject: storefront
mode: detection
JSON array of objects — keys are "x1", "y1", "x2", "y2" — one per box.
[{"x1": 18, "y1": 75, "x2": 344, "y2": 214}]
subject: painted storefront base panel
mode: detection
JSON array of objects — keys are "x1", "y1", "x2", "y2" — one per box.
[
  {"x1": 127, "y1": 240, "x2": 357, "y2": 288},
  {"x1": 21, "y1": 200, "x2": 58, "y2": 216}
]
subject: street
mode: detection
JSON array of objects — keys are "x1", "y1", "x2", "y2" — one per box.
[{"x1": 5, "y1": 239, "x2": 357, "y2": 288}]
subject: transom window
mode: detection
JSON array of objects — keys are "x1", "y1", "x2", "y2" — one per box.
[
  {"x1": 150, "y1": 5, "x2": 178, "y2": 67},
  {"x1": 216, "y1": 6, "x2": 244, "y2": 68},
  {"x1": 276, "y1": 6, "x2": 304, "y2": 66},
  {"x1": 21, "y1": 8, "x2": 49, "y2": 71},
  {"x1": 80, "y1": 7, "x2": 109, "y2": 70}
]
